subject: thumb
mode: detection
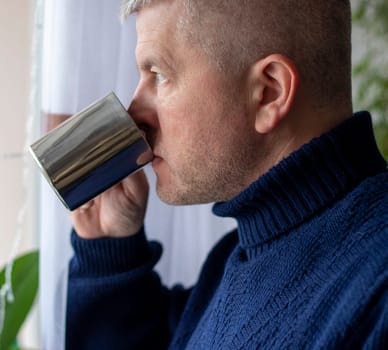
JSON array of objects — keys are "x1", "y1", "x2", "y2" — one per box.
[{"x1": 122, "y1": 169, "x2": 149, "y2": 201}]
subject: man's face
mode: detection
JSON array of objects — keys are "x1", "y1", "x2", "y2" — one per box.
[{"x1": 129, "y1": 1, "x2": 261, "y2": 204}]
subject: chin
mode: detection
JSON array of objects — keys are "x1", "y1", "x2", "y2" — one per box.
[
  {"x1": 156, "y1": 190, "x2": 197, "y2": 205},
  {"x1": 155, "y1": 171, "x2": 237, "y2": 204},
  {"x1": 156, "y1": 185, "x2": 220, "y2": 206}
]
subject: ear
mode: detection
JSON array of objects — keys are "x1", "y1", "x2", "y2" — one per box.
[{"x1": 248, "y1": 54, "x2": 298, "y2": 134}]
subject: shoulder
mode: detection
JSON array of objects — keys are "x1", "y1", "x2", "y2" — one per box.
[
  {"x1": 341, "y1": 171, "x2": 387, "y2": 285},
  {"x1": 336, "y1": 172, "x2": 388, "y2": 345},
  {"x1": 343, "y1": 171, "x2": 387, "y2": 234}
]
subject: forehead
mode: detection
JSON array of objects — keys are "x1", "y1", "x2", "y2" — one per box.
[
  {"x1": 134, "y1": 0, "x2": 220, "y2": 80},
  {"x1": 136, "y1": 1, "x2": 182, "y2": 46},
  {"x1": 134, "y1": 1, "x2": 194, "y2": 71}
]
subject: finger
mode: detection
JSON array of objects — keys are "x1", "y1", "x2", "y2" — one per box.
[
  {"x1": 122, "y1": 169, "x2": 149, "y2": 199},
  {"x1": 136, "y1": 148, "x2": 154, "y2": 166},
  {"x1": 78, "y1": 200, "x2": 95, "y2": 211}
]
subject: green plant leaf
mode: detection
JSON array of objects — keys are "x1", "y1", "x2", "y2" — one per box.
[
  {"x1": 352, "y1": 0, "x2": 388, "y2": 123},
  {"x1": 0, "y1": 251, "x2": 39, "y2": 350},
  {"x1": 373, "y1": 121, "x2": 388, "y2": 160}
]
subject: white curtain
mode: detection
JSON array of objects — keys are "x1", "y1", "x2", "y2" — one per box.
[{"x1": 39, "y1": 1, "x2": 236, "y2": 349}]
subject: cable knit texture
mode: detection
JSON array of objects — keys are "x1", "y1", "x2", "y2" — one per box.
[{"x1": 66, "y1": 112, "x2": 388, "y2": 349}]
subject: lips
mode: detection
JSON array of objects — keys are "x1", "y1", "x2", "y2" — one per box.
[
  {"x1": 140, "y1": 130, "x2": 162, "y2": 163},
  {"x1": 152, "y1": 155, "x2": 163, "y2": 167}
]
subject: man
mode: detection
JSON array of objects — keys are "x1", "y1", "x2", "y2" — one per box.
[{"x1": 66, "y1": 0, "x2": 388, "y2": 348}]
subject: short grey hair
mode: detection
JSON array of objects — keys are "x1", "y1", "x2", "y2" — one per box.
[
  {"x1": 121, "y1": 0, "x2": 154, "y2": 19},
  {"x1": 121, "y1": 0, "x2": 352, "y2": 106}
]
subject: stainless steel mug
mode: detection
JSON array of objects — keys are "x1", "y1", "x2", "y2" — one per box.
[{"x1": 29, "y1": 92, "x2": 153, "y2": 210}]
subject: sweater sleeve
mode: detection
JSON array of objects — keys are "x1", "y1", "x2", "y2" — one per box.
[{"x1": 65, "y1": 228, "x2": 191, "y2": 350}]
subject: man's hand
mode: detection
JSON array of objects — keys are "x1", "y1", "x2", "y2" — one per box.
[{"x1": 70, "y1": 170, "x2": 149, "y2": 239}]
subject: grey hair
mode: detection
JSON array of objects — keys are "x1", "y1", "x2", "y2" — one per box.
[
  {"x1": 121, "y1": 0, "x2": 352, "y2": 106},
  {"x1": 121, "y1": 0, "x2": 154, "y2": 19}
]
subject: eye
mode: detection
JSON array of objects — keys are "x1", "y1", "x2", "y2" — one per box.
[
  {"x1": 150, "y1": 67, "x2": 167, "y2": 84},
  {"x1": 155, "y1": 72, "x2": 167, "y2": 84}
]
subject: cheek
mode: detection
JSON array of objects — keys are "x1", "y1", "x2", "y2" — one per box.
[
  {"x1": 157, "y1": 76, "x2": 244, "y2": 156},
  {"x1": 157, "y1": 93, "x2": 206, "y2": 140}
]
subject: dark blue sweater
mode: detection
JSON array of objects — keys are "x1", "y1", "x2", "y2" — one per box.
[{"x1": 66, "y1": 112, "x2": 388, "y2": 349}]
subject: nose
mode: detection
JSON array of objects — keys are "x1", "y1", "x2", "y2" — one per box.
[{"x1": 127, "y1": 83, "x2": 158, "y2": 132}]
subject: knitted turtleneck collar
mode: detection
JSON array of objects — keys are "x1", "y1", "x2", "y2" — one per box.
[{"x1": 213, "y1": 112, "x2": 387, "y2": 250}]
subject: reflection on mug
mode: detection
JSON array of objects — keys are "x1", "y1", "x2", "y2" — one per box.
[{"x1": 29, "y1": 92, "x2": 153, "y2": 210}]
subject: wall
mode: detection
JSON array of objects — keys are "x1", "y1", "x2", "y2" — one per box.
[
  {"x1": 0, "y1": 1, "x2": 36, "y2": 264},
  {"x1": 0, "y1": 0, "x2": 39, "y2": 347}
]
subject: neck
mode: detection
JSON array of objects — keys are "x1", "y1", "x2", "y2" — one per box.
[
  {"x1": 213, "y1": 111, "x2": 386, "y2": 257},
  {"x1": 261, "y1": 104, "x2": 353, "y2": 175}
]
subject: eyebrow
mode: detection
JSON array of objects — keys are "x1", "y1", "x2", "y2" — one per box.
[
  {"x1": 136, "y1": 46, "x2": 175, "y2": 74},
  {"x1": 137, "y1": 57, "x2": 159, "y2": 71}
]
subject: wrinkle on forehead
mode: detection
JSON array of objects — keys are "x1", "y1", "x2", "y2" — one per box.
[
  {"x1": 135, "y1": 1, "x2": 185, "y2": 70},
  {"x1": 135, "y1": 31, "x2": 176, "y2": 71}
]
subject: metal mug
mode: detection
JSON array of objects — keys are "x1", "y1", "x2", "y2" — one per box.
[{"x1": 29, "y1": 92, "x2": 153, "y2": 211}]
